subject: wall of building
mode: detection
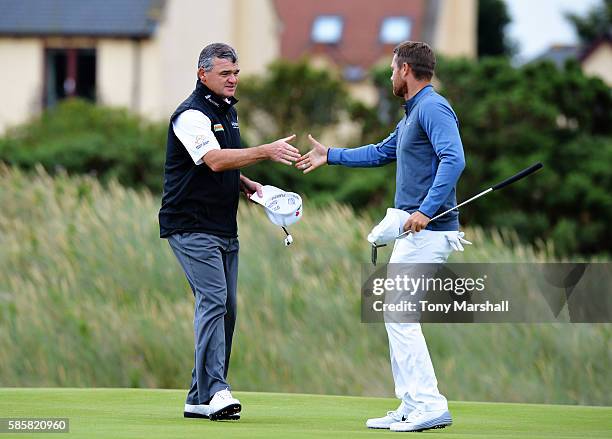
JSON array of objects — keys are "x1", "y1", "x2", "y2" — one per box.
[
  {"x1": 97, "y1": 40, "x2": 140, "y2": 110},
  {"x1": 582, "y1": 44, "x2": 612, "y2": 87},
  {"x1": 434, "y1": 0, "x2": 477, "y2": 59},
  {"x1": 0, "y1": 38, "x2": 43, "y2": 132},
  {"x1": 234, "y1": 0, "x2": 280, "y2": 76},
  {"x1": 139, "y1": 0, "x2": 280, "y2": 121},
  {"x1": 274, "y1": 0, "x2": 427, "y2": 69}
]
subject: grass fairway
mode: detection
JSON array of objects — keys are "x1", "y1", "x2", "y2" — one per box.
[{"x1": 1, "y1": 389, "x2": 610, "y2": 438}]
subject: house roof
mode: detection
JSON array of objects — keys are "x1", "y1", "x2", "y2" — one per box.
[
  {"x1": 531, "y1": 33, "x2": 612, "y2": 68},
  {"x1": 579, "y1": 33, "x2": 612, "y2": 62},
  {"x1": 0, "y1": 0, "x2": 165, "y2": 38},
  {"x1": 531, "y1": 45, "x2": 580, "y2": 68},
  {"x1": 273, "y1": 0, "x2": 429, "y2": 77}
]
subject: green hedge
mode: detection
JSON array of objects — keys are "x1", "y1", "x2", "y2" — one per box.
[{"x1": 0, "y1": 99, "x2": 167, "y2": 192}]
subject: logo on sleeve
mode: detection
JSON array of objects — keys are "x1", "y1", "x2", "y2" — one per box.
[
  {"x1": 213, "y1": 124, "x2": 224, "y2": 132},
  {"x1": 194, "y1": 135, "x2": 209, "y2": 150}
]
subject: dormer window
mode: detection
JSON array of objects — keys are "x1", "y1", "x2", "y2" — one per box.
[
  {"x1": 311, "y1": 15, "x2": 343, "y2": 44},
  {"x1": 380, "y1": 17, "x2": 412, "y2": 44}
]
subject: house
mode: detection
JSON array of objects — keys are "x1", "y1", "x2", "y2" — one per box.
[
  {"x1": 531, "y1": 34, "x2": 612, "y2": 87},
  {"x1": 579, "y1": 34, "x2": 612, "y2": 87},
  {"x1": 275, "y1": 0, "x2": 475, "y2": 71},
  {"x1": 0, "y1": 0, "x2": 476, "y2": 133},
  {"x1": 0, "y1": 0, "x2": 279, "y2": 132},
  {"x1": 274, "y1": 0, "x2": 476, "y2": 103}
]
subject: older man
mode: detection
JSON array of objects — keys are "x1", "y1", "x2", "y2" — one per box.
[
  {"x1": 159, "y1": 43, "x2": 300, "y2": 421},
  {"x1": 296, "y1": 41, "x2": 465, "y2": 432}
]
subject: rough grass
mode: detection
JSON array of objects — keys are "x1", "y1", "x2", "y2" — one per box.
[{"x1": 0, "y1": 165, "x2": 610, "y2": 405}]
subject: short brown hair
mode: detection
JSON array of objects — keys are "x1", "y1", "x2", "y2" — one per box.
[{"x1": 393, "y1": 41, "x2": 436, "y2": 81}]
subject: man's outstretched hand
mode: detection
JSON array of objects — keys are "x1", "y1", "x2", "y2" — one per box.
[
  {"x1": 295, "y1": 134, "x2": 328, "y2": 174},
  {"x1": 264, "y1": 134, "x2": 301, "y2": 165}
]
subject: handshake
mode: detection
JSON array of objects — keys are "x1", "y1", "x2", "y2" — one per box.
[{"x1": 262, "y1": 134, "x2": 328, "y2": 174}]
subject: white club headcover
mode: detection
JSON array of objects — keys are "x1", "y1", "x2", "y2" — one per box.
[
  {"x1": 367, "y1": 208, "x2": 411, "y2": 245},
  {"x1": 250, "y1": 185, "x2": 303, "y2": 227}
]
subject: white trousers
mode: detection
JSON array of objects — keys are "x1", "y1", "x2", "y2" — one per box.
[{"x1": 386, "y1": 230, "x2": 457, "y2": 412}]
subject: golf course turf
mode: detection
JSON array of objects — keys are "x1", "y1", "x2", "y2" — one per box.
[{"x1": 1, "y1": 388, "x2": 610, "y2": 438}]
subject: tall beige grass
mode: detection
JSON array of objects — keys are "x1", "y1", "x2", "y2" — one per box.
[{"x1": 0, "y1": 165, "x2": 609, "y2": 405}]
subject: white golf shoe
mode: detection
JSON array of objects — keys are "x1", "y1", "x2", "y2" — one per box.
[
  {"x1": 208, "y1": 388, "x2": 242, "y2": 421},
  {"x1": 366, "y1": 403, "x2": 411, "y2": 429},
  {"x1": 184, "y1": 403, "x2": 212, "y2": 419},
  {"x1": 184, "y1": 402, "x2": 241, "y2": 420},
  {"x1": 389, "y1": 409, "x2": 452, "y2": 432}
]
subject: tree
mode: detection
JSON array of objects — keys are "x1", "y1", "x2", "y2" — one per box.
[
  {"x1": 477, "y1": 0, "x2": 517, "y2": 58},
  {"x1": 237, "y1": 59, "x2": 375, "y2": 204},
  {"x1": 237, "y1": 60, "x2": 350, "y2": 144},
  {"x1": 566, "y1": 0, "x2": 612, "y2": 45},
  {"x1": 434, "y1": 56, "x2": 612, "y2": 255}
]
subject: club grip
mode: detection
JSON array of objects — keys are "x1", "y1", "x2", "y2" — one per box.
[{"x1": 492, "y1": 162, "x2": 543, "y2": 191}]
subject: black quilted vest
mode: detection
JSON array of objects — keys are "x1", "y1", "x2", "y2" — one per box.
[{"x1": 159, "y1": 81, "x2": 241, "y2": 238}]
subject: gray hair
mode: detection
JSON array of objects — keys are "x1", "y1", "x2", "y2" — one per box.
[{"x1": 197, "y1": 43, "x2": 238, "y2": 71}]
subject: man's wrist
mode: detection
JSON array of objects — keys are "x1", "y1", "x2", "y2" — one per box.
[
  {"x1": 327, "y1": 147, "x2": 339, "y2": 165},
  {"x1": 256, "y1": 144, "x2": 270, "y2": 160}
]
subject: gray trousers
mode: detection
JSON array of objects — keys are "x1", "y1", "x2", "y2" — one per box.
[{"x1": 168, "y1": 232, "x2": 239, "y2": 405}]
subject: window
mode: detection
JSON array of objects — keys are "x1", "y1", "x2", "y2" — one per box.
[
  {"x1": 44, "y1": 48, "x2": 96, "y2": 107},
  {"x1": 380, "y1": 17, "x2": 412, "y2": 44},
  {"x1": 343, "y1": 65, "x2": 365, "y2": 82},
  {"x1": 311, "y1": 15, "x2": 343, "y2": 44}
]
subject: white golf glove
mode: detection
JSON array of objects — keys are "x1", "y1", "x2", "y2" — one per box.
[
  {"x1": 445, "y1": 231, "x2": 472, "y2": 252},
  {"x1": 367, "y1": 208, "x2": 411, "y2": 245}
]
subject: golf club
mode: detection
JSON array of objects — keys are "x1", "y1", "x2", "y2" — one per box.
[{"x1": 371, "y1": 162, "x2": 544, "y2": 265}]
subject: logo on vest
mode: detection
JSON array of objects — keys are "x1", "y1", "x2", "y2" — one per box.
[
  {"x1": 205, "y1": 94, "x2": 220, "y2": 107},
  {"x1": 213, "y1": 124, "x2": 224, "y2": 132},
  {"x1": 231, "y1": 121, "x2": 239, "y2": 129}
]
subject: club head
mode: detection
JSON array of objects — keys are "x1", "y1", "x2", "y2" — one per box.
[{"x1": 371, "y1": 243, "x2": 387, "y2": 265}]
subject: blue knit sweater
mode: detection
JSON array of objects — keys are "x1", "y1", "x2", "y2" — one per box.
[{"x1": 327, "y1": 84, "x2": 465, "y2": 231}]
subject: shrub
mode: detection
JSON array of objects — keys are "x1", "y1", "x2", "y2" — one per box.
[{"x1": 0, "y1": 99, "x2": 167, "y2": 192}]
